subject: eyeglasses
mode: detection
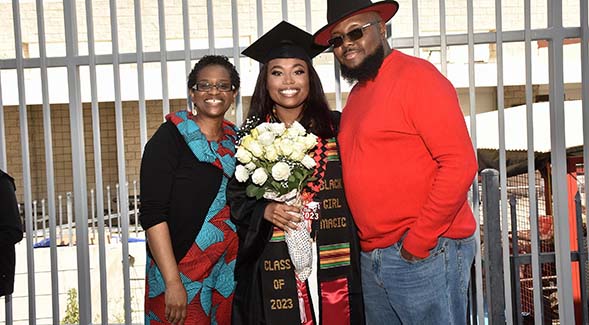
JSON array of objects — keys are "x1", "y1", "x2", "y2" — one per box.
[
  {"x1": 192, "y1": 81, "x2": 234, "y2": 92},
  {"x1": 327, "y1": 21, "x2": 381, "y2": 48}
]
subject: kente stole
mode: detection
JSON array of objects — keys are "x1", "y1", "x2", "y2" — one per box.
[{"x1": 260, "y1": 137, "x2": 354, "y2": 325}]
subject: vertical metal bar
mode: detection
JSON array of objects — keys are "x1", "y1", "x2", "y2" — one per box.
[
  {"x1": 305, "y1": 0, "x2": 311, "y2": 32},
  {"x1": 523, "y1": 0, "x2": 543, "y2": 323},
  {"x1": 86, "y1": 4, "x2": 107, "y2": 320},
  {"x1": 255, "y1": 0, "x2": 264, "y2": 81},
  {"x1": 120, "y1": 181, "x2": 131, "y2": 324},
  {"x1": 34, "y1": 11, "x2": 59, "y2": 321},
  {"x1": 206, "y1": 0, "x2": 215, "y2": 54},
  {"x1": 230, "y1": 0, "x2": 243, "y2": 126},
  {"x1": 134, "y1": 0, "x2": 148, "y2": 150},
  {"x1": 33, "y1": 200, "x2": 38, "y2": 242},
  {"x1": 91, "y1": 189, "x2": 95, "y2": 242},
  {"x1": 256, "y1": 0, "x2": 263, "y2": 39},
  {"x1": 157, "y1": 0, "x2": 170, "y2": 117},
  {"x1": 0, "y1": 70, "x2": 5, "y2": 170},
  {"x1": 47, "y1": 192, "x2": 60, "y2": 325},
  {"x1": 12, "y1": 0, "x2": 36, "y2": 322},
  {"x1": 509, "y1": 196, "x2": 523, "y2": 324},
  {"x1": 547, "y1": 1, "x2": 575, "y2": 323},
  {"x1": 5, "y1": 294, "x2": 12, "y2": 325},
  {"x1": 481, "y1": 169, "x2": 506, "y2": 324},
  {"x1": 63, "y1": 0, "x2": 92, "y2": 322},
  {"x1": 412, "y1": 0, "x2": 419, "y2": 56},
  {"x1": 116, "y1": 183, "x2": 121, "y2": 238},
  {"x1": 466, "y1": 0, "x2": 484, "y2": 322},
  {"x1": 133, "y1": 180, "x2": 139, "y2": 236},
  {"x1": 107, "y1": 185, "x2": 113, "y2": 232},
  {"x1": 282, "y1": 0, "x2": 288, "y2": 21},
  {"x1": 58, "y1": 195, "x2": 63, "y2": 240},
  {"x1": 333, "y1": 61, "x2": 342, "y2": 112},
  {"x1": 438, "y1": 0, "x2": 447, "y2": 76},
  {"x1": 494, "y1": 1, "x2": 514, "y2": 322},
  {"x1": 67, "y1": 192, "x2": 73, "y2": 247},
  {"x1": 108, "y1": 2, "x2": 131, "y2": 322},
  {"x1": 580, "y1": 0, "x2": 589, "y2": 300},
  {"x1": 41, "y1": 199, "x2": 46, "y2": 239},
  {"x1": 305, "y1": 0, "x2": 328, "y2": 112},
  {"x1": 182, "y1": 0, "x2": 192, "y2": 112}
]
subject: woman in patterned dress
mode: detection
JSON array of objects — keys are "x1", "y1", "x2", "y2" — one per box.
[{"x1": 140, "y1": 55, "x2": 240, "y2": 325}]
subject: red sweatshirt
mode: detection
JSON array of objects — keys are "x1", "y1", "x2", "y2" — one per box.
[{"x1": 338, "y1": 50, "x2": 477, "y2": 258}]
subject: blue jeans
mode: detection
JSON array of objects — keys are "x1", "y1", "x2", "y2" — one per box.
[{"x1": 361, "y1": 235, "x2": 476, "y2": 325}]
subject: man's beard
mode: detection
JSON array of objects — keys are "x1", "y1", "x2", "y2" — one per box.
[{"x1": 340, "y1": 43, "x2": 385, "y2": 83}]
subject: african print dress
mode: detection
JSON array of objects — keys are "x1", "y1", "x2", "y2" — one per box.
[{"x1": 141, "y1": 110, "x2": 238, "y2": 325}]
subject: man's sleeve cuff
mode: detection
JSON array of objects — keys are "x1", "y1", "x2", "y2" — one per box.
[{"x1": 402, "y1": 231, "x2": 434, "y2": 259}]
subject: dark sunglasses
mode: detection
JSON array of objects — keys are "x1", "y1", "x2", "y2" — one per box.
[
  {"x1": 192, "y1": 81, "x2": 234, "y2": 92},
  {"x1": 327, "y1": 21, "x2": 381, "y2": 48}
]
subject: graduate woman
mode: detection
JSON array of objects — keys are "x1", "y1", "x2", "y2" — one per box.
[{"x1": 227, "y1": 21, "x2": 364, "y2": 325}]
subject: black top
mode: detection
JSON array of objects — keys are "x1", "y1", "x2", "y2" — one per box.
[
  {"x1": 0, "y1": 170, "x2": 22, "y2": 246},
  {"x1": 0, "y1": 169, "x2": 23, "y2": 296},
  {"x1": 139, "y1": 121, "x2": 222, "y2": 263}
]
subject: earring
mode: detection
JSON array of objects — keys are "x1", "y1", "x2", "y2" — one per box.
[{"x1": 191, "y1": 104, "x2": 198, "y2": 116}]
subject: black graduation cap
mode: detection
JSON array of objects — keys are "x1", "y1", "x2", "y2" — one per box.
[{"x1": 242, "y1": 21, "x2": 328, "y2": 64}]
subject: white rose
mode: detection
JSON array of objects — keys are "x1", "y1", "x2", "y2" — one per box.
[
  {"x1": 270, "y1": 123, "x2": 286, "y2": 135},
  {"x1": 251, "y1": 168, "x2": 268, "y2": 185},
  {"x1": 265, "y1": 145, "x2": 279, "y2": 161},
  {"x1": 289, "y1": 142, "x2": 307, "y2": 161},
  {"x1": 301, "y1": 155, "x2": 316, "y2": 169},
  {"x1": 289, "y1": 121, "x2": 306, "y2": 136},
  {"x1": 285, "y1": 126, "x2": 301, "y2": 138},
  {"x1": 255, "y1": 122, "x2": 271, "y2": 135},
  {"x1": 271, "y1": 162, "x2": 291, "y2": 181},
  {"x1": 245, "y1": 140, "x2": 264, "y2": 158},
  {"x1": 278, "y1": 138, "x2": 294, "y2": 156},
  {"x1": 245, "y1": 162, "x2": 257, "y2": 171},
  {"x1": 257, "y1": 131, "x2": 276, "y2": 146},
  {"x1": 235, "y1": 147, "x2": 252, "y2": 164},
  {"x1": 234, "y1": 165, "x2": 250, "y2": 182},
  {"x1": 303, "y1": 133, "x2": 318, "y2": 150}
]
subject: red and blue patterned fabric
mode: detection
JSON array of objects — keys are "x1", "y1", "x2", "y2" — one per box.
[{"x1": 145, "y1": 110, "x2": 238, "y2": 325}]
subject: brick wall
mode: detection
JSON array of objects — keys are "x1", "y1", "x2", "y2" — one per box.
[
  {"x1": 4, "y1": 99, "x2": 177, "y2": 203},
  {"x1": 504, "y1": 85, "x2": 540, "y2": 108}
]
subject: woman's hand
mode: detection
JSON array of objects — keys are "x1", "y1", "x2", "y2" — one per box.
[
  {"x1": 264, "y1": 202, "x2": 301, "y2": 231},
  {"x1": 145, "y1": 223, "x2": 187, "y2": 323},
  {"x1": 165, "y1": 280, "x2": 187, "y2": 324}
]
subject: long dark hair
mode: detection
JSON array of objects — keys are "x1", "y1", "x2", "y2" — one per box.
[{"x1": 246, "y1": 58, "x2": 334, "y2": 139}]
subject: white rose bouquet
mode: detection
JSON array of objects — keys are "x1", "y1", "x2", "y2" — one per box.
[
  {"x1": 235, "y1": 120, "x2": 318, "y2": 199},
  {"x1": 235, "y1": 119, "x2": 319, "y2": 281}
]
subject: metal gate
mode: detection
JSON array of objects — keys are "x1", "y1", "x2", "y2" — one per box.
[{"x1": 0, "y1": 0, "x2": 587, "y2": 324}]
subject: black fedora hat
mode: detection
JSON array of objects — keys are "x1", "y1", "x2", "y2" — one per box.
[{"x1": 313, "y1": 0, "x2": 399, "y2": 46}]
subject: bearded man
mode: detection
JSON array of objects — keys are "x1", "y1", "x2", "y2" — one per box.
[{"x1": 314, "y1": 1, "x2": 478, "y2": 324}]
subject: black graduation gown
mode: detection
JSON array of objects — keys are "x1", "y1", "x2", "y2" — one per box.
[{"x1": 227, "y1": 112, "x2": 364, "y2": 325}]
